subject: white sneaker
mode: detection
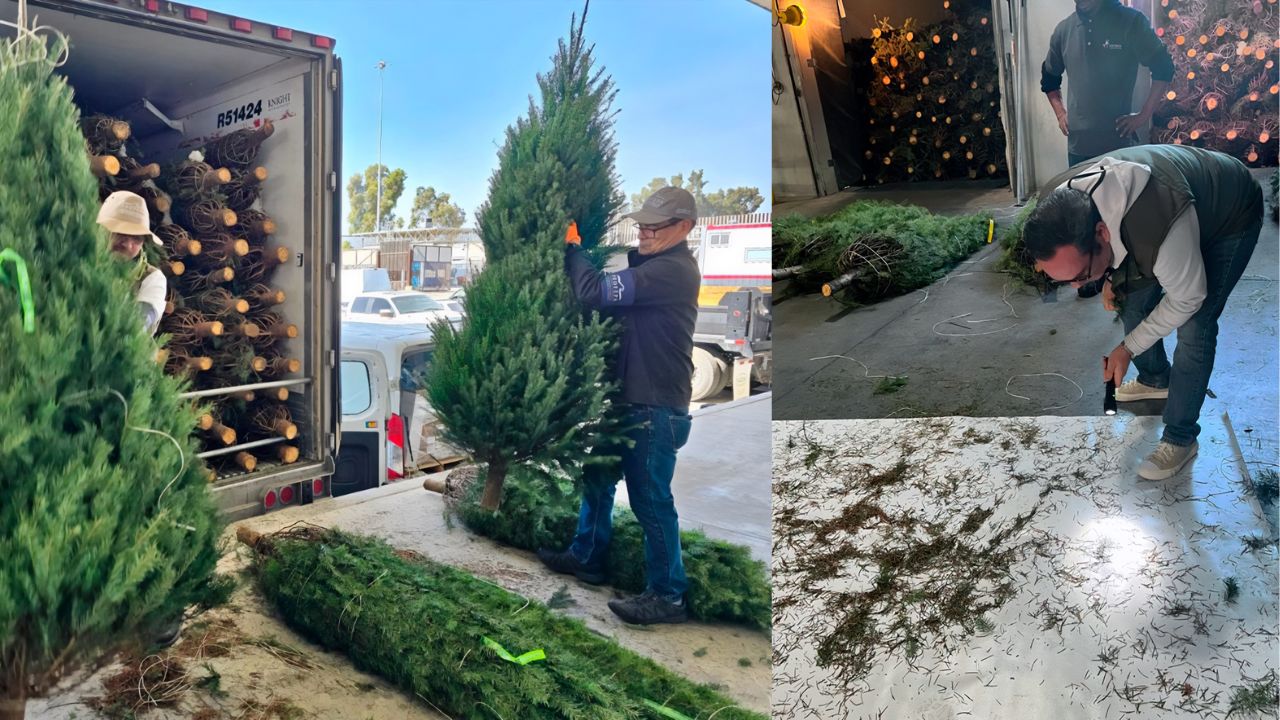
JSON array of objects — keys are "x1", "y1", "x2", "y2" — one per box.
[
  {"x1": 1115, "y1": 379, "x2": 1169, "y2": 402},
  {"x1": 1137, "y1": 441, "x2": 1198, "y2": 481}
]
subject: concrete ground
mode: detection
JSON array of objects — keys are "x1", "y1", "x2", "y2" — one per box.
[{"x1": 773, "y1": 172, "x2": 1278, "y2": 492}]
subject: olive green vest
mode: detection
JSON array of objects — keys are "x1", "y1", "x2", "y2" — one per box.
[{"x1": 1038, "y1": 145, "x2": 1261, "y2": 293}]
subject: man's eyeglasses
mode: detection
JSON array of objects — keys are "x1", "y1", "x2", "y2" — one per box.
[{"x1": 637, "y1": 218, "x2": 683, "y2": 234}]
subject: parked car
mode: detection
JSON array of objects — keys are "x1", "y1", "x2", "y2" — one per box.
[{"x1": 345, "y1": 290, "x2": 463, "y2": 331}]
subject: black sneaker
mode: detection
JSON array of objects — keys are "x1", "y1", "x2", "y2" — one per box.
[
  {"x1": 152, "y1": 616, "x2": 183, "y2": 649},
  {"x1": 607, "y1": 591, "x2": 688, "y2": 625},
  {"x1": 536, "y1": 548, "x2": 606, "y2": 585}
]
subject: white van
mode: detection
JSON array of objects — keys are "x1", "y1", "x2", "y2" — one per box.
[{"x1": 335, "y1": 322, "x2": 465, "y2": 497}]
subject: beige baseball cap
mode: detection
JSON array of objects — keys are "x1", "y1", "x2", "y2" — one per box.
[
  {"x1": 97, "y1": 190, "x2": 162, "y2": 245},
  {"x1": 623, "y1": 186, "x2": 697, "y2": 225}
]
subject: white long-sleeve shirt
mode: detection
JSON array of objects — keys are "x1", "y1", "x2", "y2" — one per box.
[
  {"x1": 136, "y1": 265, "x2": 167, "y2": 336},
  {"x1": 1057, "y1": 158, "x2": 1207, "y2": 356}
]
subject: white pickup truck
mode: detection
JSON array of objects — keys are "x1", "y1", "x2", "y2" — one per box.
[{"x1": 345, "y1": 290, "x2": 463, "y2": 331}]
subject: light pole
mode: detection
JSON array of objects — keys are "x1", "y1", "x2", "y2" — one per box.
[{"x1": 375, "y1": 60, "x2": 386, "y2": 233}]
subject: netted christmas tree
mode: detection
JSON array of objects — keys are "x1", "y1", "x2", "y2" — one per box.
[
  {"x1": 427, "y1": 3, "x2": 626, "y2": 511},
  {"x1": 0, "y1": 23, "x2": 223, "y2": 719},
  {"x1": 1151, "y1": 0, "x2": 1279, "y2": 166},
  {"x1": 856, "y1": 0, "x2": 1008, "y2": 184}
]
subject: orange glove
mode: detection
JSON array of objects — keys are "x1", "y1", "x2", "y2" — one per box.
[{"x1": 564, "y1": 221, "x2": 581, "y2": 246}]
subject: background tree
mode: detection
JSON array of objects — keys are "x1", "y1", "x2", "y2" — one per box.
[
  {"x1": 0, "y1": 27, "x2": 223, "y2": 718},
  {"x1": 855, "y1": 2, "x2": 1008, "y2": 184},
  {"x1": 428, "y1": 3, "x2": 625, "y2": 510},
  {"x1": 346, "y1": 163, "x2": 407, "y2": 233},
  {"x1": 1151, "y1": 0, "x2": 1278, "y2": 166},
  {"x1": 630, "y1": 169, "x2": 764, "y2": 217},
  {"x1": 408, "y1": 186, "x2": 467, "y2": 228}
]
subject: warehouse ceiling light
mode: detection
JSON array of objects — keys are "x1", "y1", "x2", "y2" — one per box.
[{"x1": 777, "y1": 3, "x2": 805, "y2": 26}]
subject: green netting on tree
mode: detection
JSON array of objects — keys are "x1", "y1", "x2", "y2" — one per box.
[
  {"x1": 773, "y1": 201, "x2": 993, "y2": 302},
  {"x1": 451, "y1": 466, "x2": 771, "y2": 631},
  {"x1": 427, "y1": 4, "x2": 629, "y2": 512},
  {"x1": 244, "y1": 526, "x2": 764, "y2": 720},
  {"x1": 0, "y1": 26, "x2": 223, "y2": 717}
]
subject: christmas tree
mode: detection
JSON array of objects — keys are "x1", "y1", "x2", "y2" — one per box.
[
  {"x1": 0, "y1": 24, "x2": 222, "y2": 719},
  {"x1": 857, "y1": 0, "x2": 1008, "y2": 184},
  {"x1": 1151, "y1": 0, "x2": 1279, "y2": 166},
  {"x1": 427, "y1": 3, "x2": 625, "y2": 510}
]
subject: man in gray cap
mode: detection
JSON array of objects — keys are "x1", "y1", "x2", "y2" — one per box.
[{"x1": 538, "y1": 186, "x2": 702, "y2": 625}]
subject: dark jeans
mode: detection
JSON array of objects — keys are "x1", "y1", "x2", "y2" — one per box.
[
  {"x1": 569, "y1": 404, "x2": 692, "y2": 601},
  {"x1": 1118, "y1": 214, "x2": 1262, "y2": 446}
]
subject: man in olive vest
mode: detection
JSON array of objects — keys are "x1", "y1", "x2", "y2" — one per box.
[{"x1": 1022, "y1": 145, "x2": 1263, "y2": 480}]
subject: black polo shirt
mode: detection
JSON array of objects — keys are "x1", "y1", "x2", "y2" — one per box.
[
  {"x1": 1041, "y1": 0, "x2": 1174, "y2": 158},
  {"x1": 565, "y1": 242, "x2": 701, "y2": 410}
]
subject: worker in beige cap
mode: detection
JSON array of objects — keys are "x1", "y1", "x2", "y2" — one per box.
[{"x1": 97, "y1": 190, "x2": 166, "y2": 336}]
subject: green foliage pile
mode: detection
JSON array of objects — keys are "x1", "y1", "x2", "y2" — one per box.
[
  {"x1": 0, "y1": 27, "x2": 222, "y2": 711},
  {"x1": 854, "y1": 0, "x2": 1008, "y2": 184},
  {"x1": 773, "y1": 201, "x2": 993, "y2": 302},
  {"x1": 454, "y1": 466, "x2": 771, "y2": 631},
  {"x1": 248, "y1": 526, "x2": 764, "y2": 720},
  {"x1": 994, "y1": 200, "x2": 1054, "y2": 292}
]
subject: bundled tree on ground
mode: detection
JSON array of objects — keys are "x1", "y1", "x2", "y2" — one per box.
[
  {"x1": 0, "y1": 24, "x2": 223, "y2": 719},
  {"x1": 427, "y1": 2, "x2": 626, "y2": 510}
]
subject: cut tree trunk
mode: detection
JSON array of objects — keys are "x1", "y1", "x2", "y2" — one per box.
[
  {"x1": 0, "y1": 694, "x2": 26, "y2": 720},
  {"x1": 479, "y1": 460, "x2": 508, "y2": 511}
]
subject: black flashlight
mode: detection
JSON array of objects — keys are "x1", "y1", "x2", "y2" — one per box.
[{"x1": 1103, "y1": 355, "x2": 1117, "y2": 415}]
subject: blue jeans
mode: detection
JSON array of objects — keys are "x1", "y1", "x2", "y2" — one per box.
[
  {"x1": 569, "y1": 404, "x2": 692, "y2": 601},
  {"x1": 1118, "y1": 213, "x2": 1262, "y2": 446}
]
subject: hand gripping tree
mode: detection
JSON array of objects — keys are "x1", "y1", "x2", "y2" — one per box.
[
  {"x1": 428, "y1": 2, "x2": 626, "y2": 511},
  {"x1": 0, "y1": 23, "x2": 221, "y2": 719}
]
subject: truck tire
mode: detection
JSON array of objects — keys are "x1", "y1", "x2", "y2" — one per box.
[{"x1": 691, "y1": 346, "x2": 727, "y2": 402}]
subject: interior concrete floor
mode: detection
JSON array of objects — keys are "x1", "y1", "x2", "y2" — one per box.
[{"x1": 773, "y1": 171, "x2": 1278, "y2": 525}]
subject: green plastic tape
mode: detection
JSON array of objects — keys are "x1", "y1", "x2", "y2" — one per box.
[
  {"x1": 642, "y1": 699, "x2": 695, "y2": 720},
  {"x1": 482, "y1": 636, "x2": 546, "y2": 666},
  {"x1": 0, "y1": 249, "x2": 35, "y2": 333}
]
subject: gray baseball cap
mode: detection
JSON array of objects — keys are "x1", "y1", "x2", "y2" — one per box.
[{"x1": 624, "y1": 186, "x2": 697, "y2": 225}]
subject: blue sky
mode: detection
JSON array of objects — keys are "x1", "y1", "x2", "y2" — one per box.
[{"x1": 198, "y1": 0, "x2": 771, "y2": 232}]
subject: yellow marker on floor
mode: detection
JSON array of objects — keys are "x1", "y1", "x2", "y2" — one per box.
[{"x1": 986, "y1": 218, "x2": 995, "y2": 243}]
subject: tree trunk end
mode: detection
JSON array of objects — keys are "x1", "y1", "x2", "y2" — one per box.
[{"x1": 479, "y1": 463, "x2": 507, "y2": 511}]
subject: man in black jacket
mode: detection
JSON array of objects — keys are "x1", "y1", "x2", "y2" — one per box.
[{"x1": 538, "y1": 186, "x2": 702, "y2": 625}]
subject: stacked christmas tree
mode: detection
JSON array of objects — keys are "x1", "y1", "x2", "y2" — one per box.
[
  {"x1": 857, "y1": 0, "x2": 1008, "y2": 184},
  {"x1": 427, "y1": 7, "x2": 624, "y2": 511},
  {"x1": 0, "y1": 25, "x2": 222, "y2": 718},
  {"x1": 146, "y1": 121, "x2": 301, "y2": 476},
  {"x1": 1151, "y1": 0, "x2": 1279, "y2": 166}
]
